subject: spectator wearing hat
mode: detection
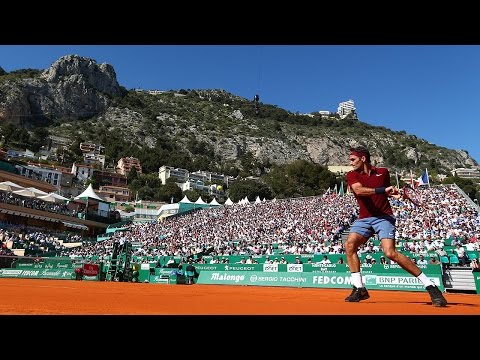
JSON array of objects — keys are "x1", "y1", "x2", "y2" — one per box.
[
  {"x1": 294, "y1": 256, "x2": 303, "y2": 264},
  {"x1": 280, "y1": 257, "x2": 288, "y2": 264}
]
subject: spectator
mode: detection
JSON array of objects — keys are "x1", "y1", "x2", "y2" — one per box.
[
  {"x1": 471, "y1": 258, "x2": 480, "y2": 272},
  {"x1": 417, "y1": 255, "x2": 428, "y2": 266}
]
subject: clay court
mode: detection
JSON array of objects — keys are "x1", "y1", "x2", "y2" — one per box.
[{"x1": 0, "y1": 278, "x2": 479, "y2": 315}]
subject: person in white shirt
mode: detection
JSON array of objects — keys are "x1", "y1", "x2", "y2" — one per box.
[
  {"x1": 319, "y1": 255, "x2": 331, "y2": 264},
  {"x1": 417, "y1": 254, "x2": 428, "y2": 266}
]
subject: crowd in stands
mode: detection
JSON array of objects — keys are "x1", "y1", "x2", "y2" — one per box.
[
  {"x1": 1, "y1": 184, "x2": 480, "y2": 269},
  {"x1": 62, "y1": 184, "x2": 480, "y2": 268},
  {"x1": 0, "y1": 190, "x2": 78, "y2": 217},
  {"x1": 0, "y1": 222, "x2": 82, "y2": 257}
]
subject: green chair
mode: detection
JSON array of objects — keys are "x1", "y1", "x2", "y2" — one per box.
[
  {"x1": 449, "y1": 255, "x2": 460, "y2": 266},
  {"x1": 467, "y1": 252, "x2": 478, "y2": 260},
  {"x1": 440, "y1": 256, "x2": 449, "y2": 264}
]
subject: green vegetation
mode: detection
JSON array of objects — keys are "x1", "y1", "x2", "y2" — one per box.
[{"x1": 0, "y1": 68, "x2": 42, "y2": 83}]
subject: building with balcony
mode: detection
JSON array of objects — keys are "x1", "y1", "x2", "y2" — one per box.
[
  {"x1": 451, "y1": 167, "x2": 480, "y2": 180},
  {"x1": 337, "y1": 99, "x2": 356, "y2": 119},
  {"x1": 96, "y1": 185, "x2": 131, "y2": 203},
  {"x1": 158, "y1": 165, "x2": 234, "y2": 187},
  {"x1": 80, "y1": 142, "x2": 105, "y2": 154},
  {"x1": 94, "y1": 171, "x2": 128, "y2": 189},
  {"x1": 71, "y1": 163, "x2": 95, "y2": 183},
  {"x1": 117, "y1": 157, "x2": 142, "y2": 176}
]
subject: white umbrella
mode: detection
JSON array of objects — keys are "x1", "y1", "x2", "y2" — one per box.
[
  {"x1": 13, "y1": 187, "x2": 49, "y2": 198},
  {"x1": 0, "y1": 181, "x2": 24, "y2": 192},
  {"x1": 24, "y1": 187, "x2": 48, "y2": 196},
  {"x1": 38, "y1": 192, "x2": 70, "y2": 203}
]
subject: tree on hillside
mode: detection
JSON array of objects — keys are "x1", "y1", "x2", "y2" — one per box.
[
  {"x1": 264, "y1": 160, "x2": 337, "y2": 198},
  {"x1": 228, "y1": 179, "x2": 272, "y2": 202},
  {"x1": 127, "y1": 167, "x2": 139, "y2": 183}
]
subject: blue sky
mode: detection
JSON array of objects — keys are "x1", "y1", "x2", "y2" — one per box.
[{"x1": 1, "y1": 45, "x2": 479, "y2": 163}]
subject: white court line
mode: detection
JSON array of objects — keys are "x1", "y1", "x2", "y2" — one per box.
[{"x1": 0, "y1": 283, "x2": 78, "y2": 290}]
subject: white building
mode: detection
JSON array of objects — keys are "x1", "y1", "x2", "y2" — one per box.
[
  {"x1": 15, "y1": 164, "x2": 62, "y2": 188},
  {"x1": 451, "y1": 167, "x2": 480, "y2": 180},
  {"x1": 337, "y1": 99, "x2": 356, "y2": 119},
  {"x1": 84, "y1": 153, "x2": 106, "y2": 169},
  {"x1": 71, "y1": 163, "x2": 95, "y2": 183},
  {"x1": 159, "y1": 165, "x2": 234, "y2": 187}
]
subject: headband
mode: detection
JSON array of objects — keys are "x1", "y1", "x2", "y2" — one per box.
[{"x1": 350, "y1": 150, "x2": 367, "y2": 158}]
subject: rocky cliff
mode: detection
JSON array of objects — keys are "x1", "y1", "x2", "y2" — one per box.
[{"x1": 0, "y1": 55, "x2": 477, "y2": 174}]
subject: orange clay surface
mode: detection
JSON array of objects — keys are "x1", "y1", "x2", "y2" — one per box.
[{"x1": 0, "y1": 278, "x2": 479, "y2": 315}]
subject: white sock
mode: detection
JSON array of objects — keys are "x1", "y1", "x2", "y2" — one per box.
[
  {"x1": 351, "y1": 272, "x2": 364, "y2": 288},
  {"x1": 417, "y1": 272, "x2": 435, "y2": 287}
]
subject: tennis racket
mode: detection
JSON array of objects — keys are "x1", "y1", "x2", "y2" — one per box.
[{"x1": 401, "y1": 184, "x2": 423, "y2": 207}]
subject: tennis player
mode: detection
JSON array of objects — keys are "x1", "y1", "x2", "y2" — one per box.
[{"x1": 344, "y1": 146, "x2": 447, "y2": 306}]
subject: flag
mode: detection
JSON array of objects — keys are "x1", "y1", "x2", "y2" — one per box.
[{"x1": 417, "y1": 169, "x2": 429, "y2": 187}]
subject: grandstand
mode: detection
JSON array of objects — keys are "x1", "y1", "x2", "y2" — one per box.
[{"x1": 1, "y1": 184, "x2": 479, "y2": 293}]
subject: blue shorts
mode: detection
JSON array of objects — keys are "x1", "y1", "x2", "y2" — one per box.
[{"x1": 349, "y1": 215, "x2": 396, "y2": 240}]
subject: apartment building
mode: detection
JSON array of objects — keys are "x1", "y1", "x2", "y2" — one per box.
[
  {"x1": 79, "y1": 142, "x2": 105, "y2": 154},
  {"x1": 451, "y1": 167, "x2": 480, "y2": 180},
  {"x1": 158, "y1": 165, "x2": 234, "y2": 187},
  {"x1": 117, "y1": 157, "x2": 142, "y2": 175},
  {"x1": 337, "y1": 99, "x2": 356, "y2": 119},
  {"x1": 96, "y1": 185, "x2": 131, "y2": 203}
]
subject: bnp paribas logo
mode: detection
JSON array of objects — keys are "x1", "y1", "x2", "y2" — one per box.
[{"x1": 364, "y1": 275, "x2": 377, "y2": 285}]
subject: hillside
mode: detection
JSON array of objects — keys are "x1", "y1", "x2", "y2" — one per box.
[{"x1": 0, "y1": 54, "x2": 477, "y2": 177}]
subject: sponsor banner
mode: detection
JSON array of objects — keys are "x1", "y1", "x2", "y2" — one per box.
[
  {"x1": 192, "y1": 263, "x2": 439, "y2": 275},
  {"x1": 199, "y1": 271, "x2": 307, "y2": 287},
  {"x1": 473, "y1": 271, "x2": 480, "y2": 295},
  {"x1": 310, "y1": 263, "x2": 436, "y2": 274},
  {"x1": 197, "y1": 271, "x2": 443, "y2": 291},
  {"x1": 149, "y1": 275, "x2": 170, "y2": 284},
  {"x1": 263, "y1": 263, "x2": 278, "y2": 272},
  {"x1": 15, "y1": 262, "x2": 75, "y2": 270},
  {"x1": 287, "y1": 264, "x2": 303, "y2": 272},
  {"x1": 83, "y1": 263, "x2": 99, "y2": 276},
  {"x1": 0, "y1": 268, "x2": 74, "y2": 279}
]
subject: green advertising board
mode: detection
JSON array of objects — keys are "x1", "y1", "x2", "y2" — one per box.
[
  {"x1": 0, "y1": 268, "x2": 76, "y2": 280},
  {"x1": 197, "y1": 267, "x2": 443, "y2": 292},
  {"x1": 473, "y1": 270, "x2": 480, "y2": 294}
]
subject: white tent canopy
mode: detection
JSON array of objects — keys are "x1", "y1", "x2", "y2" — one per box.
[
  {"x1": 209, "y1": 198, "x2": 221, "y2": 206},
  {"x1": 195, "y1": 196, "x2": 206, "y2": 205},
  {"x1": 74, "y1": 184, "x2": 105, "y2": 202},
  {"x1": 180, "y1": 195, "x2": 192, "y2": 203},
  {"x1": 224, "y1": 197, "x2": 234, "y2": 206}
]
